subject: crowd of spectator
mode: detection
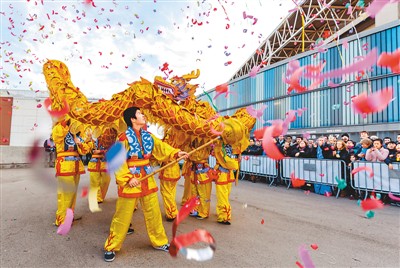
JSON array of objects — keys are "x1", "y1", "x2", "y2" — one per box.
[{"x1": 241, "y1": 132, "x2": 400, "y2": 201}]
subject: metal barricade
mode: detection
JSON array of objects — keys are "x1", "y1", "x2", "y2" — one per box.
[
  {"x1": 280, "y1": 158, "x2": 347, "y2": 198},
  {"x1": 239, "y1": 155, "x2": 278, "y2": 186},
  {"x1": 208, "y1": 155, "x2": 278, "y2": 186},
  {"x1": 351, "y1": 161, "x2": 400, "y2": 198}
]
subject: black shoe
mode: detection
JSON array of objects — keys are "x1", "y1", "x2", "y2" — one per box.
[
  {"x1": 153, "y1": 244, "x2": 170, "y2": 252},
  {"x1": 104, "y1": 251, "x2": 115, "y2": 262},
  {"x1": 189, "y1": 211, "x2": 198, "y2": 217},
  {"x1": 217, "y1": 221, "x2": 231, "y2": 225},
  {"x1": 127, "y1": 228, "x2": 134, "y2": 235},
  {"x1": 165, "y1": 217, "x2": 175, "y2": 222}
]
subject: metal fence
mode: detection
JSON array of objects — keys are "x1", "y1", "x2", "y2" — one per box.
[
  {"x1": 351, "y1": 162, "x2": 400, "y2": 197},
  {"x1": 208, "y1": 156, "x2": 400, "y2": 199}
]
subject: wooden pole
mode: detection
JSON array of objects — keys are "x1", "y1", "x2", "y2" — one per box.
[{"x1": 136, "y1": 136, "x2": 220, "y2": 183}]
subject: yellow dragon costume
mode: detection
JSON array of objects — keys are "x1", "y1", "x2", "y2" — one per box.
[{"x1": 43, "y1": 60, "x2": 256, "y2": 227}]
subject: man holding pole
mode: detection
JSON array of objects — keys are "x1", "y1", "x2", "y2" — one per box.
[{"x1": 104, "y1": 107, "x2": 189, "y2": 262}]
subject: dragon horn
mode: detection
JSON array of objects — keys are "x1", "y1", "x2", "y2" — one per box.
[{"x1": 182, "y1": 69, "x2": 200, "y2": 81}]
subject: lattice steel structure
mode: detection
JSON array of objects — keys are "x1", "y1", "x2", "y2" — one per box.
[{"x1": 230, "y1": 0, "x2": 374, "y2": 81}]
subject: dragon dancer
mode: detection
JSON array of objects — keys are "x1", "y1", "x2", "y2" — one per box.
[
  {"x1": 87, "y1": 127, "x2": 117, "y2": 204},
  {"x1": 52, "y1": 117, "x2": 91, "y2": 226},
  {"x1": 104, "y1": 107, "x2": 189, "y2": 262}
]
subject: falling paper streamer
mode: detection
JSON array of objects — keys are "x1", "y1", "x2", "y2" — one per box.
[
  {"x1": 249, "y1": 65, "x2": 260, "y2": 78},
  {"x1": 88, "y1": 186, "x2": 102, "y2": 212},
  {"x1": 306, "y1": 48, "x2": 378, "y2": 80},
  {"x1": 351, "y1": 166, "x2": 374, "y2": 178},
  {"x1": 43, "y1": 97, "x2": 70, "y2": 118},
  {"x1": 366, "y1": 0, "x2": 400, "y2": 18},
  {"x1": 209, "y1": 122, "x2": 225, "y2": 136},
  {"x1": 388, "y1": 192, "x2": 400, "y2": 202},
  {"x1": 261, "y1": 125, "x2": 284, "y2": 160},
  {"x1": 169, "y1": 197, "x2": 216, "y2": 262},
  {"x1": 246, "y1": 104, "x2": 266, "y2": 120},
  {"x1": 361, "y1": 198, "x2": 384, "y2": 211},
  {"x1": 298, "y1": 245, "x2": 316, "y2": 268},
  {"x1": 213, "y1": 83, "x2": 229, "y2": 99},
  {"x1": 291, "y1": 172, "x2": 306, "y2": 188},
  {"x1": 106, "y1": 142, "x2": 126, "y2": 174},
  {"x1": 57, "y1": 208, "x2": 73, "y2": 236},
  {"x1": 377, "y1": 48, "x2": 400, "y2": 74},
  {"x1": 352, "y1": 87, "x2": 393, "y2": 118}
]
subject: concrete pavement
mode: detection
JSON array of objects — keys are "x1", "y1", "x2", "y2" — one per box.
[{"x1": 1, "y1": 167, "x2": 399, "y2": 267}]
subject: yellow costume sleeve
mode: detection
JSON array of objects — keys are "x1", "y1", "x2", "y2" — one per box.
[
  {"x1": 151, "y1": 134, "x2": 180, "y2": 162},
  {"x1": 77, "y1": 141, "x2": 91, "y2": 155},
  {"x1": 52, "y1": 121, "x2": 69, "y2": 154},
  {"x1": 214, "y1": 141, "x2": 239, "y2": 170}
]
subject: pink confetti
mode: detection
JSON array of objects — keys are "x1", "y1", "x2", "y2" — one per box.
[
  {"x1": 43, "y1": 98, "x2": 70, "y2": 118},
  {"x1": 366, "y1": 0, "x2": 400, "y2": 18},
  {"x1": 249, "y1": 65, "x2": 260, "y2": 78},
  {"x1": 352, "y1": 166, "x2": 374, "y2": 178},
  {"x1": 352, "y1": 87, "x2": 393, "y2": 118},
  {"x1": 342, "y1": 39, "x2": 349, "y2": 49},
  {"x1": 298, "y1": 245, "x2": 315, "y2": 268},
  {"x1": 246, "y1": 104, "x2": 266, "y2": 120},
  {"x1": 210, "y1": 122, "x2": 224, "y2": 136},
  {"x1": 306, "y1": 48, "x2": 378, "y2": 80},
  {"x1": 388, "y1": 192, "x2": 400, "y2": 202},
  {"x1": 36, "y1": 103, "x2": 42, "y2": 108},
  {"x1": 57, "y1": 208, "x2": 73, "y2": 236}
]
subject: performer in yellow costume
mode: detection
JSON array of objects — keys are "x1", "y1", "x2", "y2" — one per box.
[
  {"x1": 213, "y1": 118, "x2": 249, "y2": 225},
  {"x1": 87, "y1": 127, "x2": 117, "y2": 203},
  {"x1": 104, "y1": 107, "x2": 188, "y2": 262},
  {"x1": 186, "y1": 139, "x2": 213, "y2": 219},
  {"x1": 52, "y1": 118, "x2": 91, "y2": 226},
  {"x1": 158, "y1": 162, "x2": 181, "y2": 221}
]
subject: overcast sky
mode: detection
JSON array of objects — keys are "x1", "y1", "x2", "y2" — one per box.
[{"x1": 1, "y1": 0, "x2": 295, "y2": 99}]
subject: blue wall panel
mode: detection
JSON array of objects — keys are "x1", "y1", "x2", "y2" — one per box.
[{"x1": 201, "y1": 24, "x2": 400, "y2": 131}]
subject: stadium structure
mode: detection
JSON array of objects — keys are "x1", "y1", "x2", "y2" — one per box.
[{"x1": 198, "y1": 0, "x2": 400, "y2": 140}]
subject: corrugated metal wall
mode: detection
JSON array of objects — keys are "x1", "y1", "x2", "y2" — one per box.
[{"x1": 199, "y1": 23, "x2": 400, "y2": 134}]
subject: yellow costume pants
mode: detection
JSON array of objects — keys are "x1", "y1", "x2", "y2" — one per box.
[
  {"x1": 89, "y1": 171, "x2": 111, "y2": 203},
  {"x1": 181, "y1": 176, "x2": 192, "y2": 205},
  {"x1": 160, "y1": 180, "x2": 178, "y2": 220},
  {"x1": 55, "y1": 175, "x2": 80, "y2": 226},
  {"x1": 216, "y1": 178, "x2": 232, "y2": 222},
  {"x1": 190, "y1": 172, "x2": 212, "y2": 218},
  {"x1": 104, "y1": 193, "x2": 168, "y2": 252}
]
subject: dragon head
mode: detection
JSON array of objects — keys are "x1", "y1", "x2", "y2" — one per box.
[{"x1": 154, "y1": 69, "x2": 200, "y2": 101}]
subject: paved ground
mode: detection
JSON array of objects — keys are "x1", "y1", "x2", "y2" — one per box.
[{"x1": 1, "y1": 167, "x2": 399, "y2": 267}]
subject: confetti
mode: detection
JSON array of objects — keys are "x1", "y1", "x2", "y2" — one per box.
[
  {"x1": 246, "y1": 104, "x2": 266, "y2": 120},
  {"x1": 105, "y1": 142, "x2": 126, "y2": 174},
  {"x1": 261, "y1": 218, "x2": 265, "y2": 224},
  {"x1": 298, "y1": 245, "x2": 316, "y2": 268},
  {"x1": 88, "y1": 187, "x2": 102, "y2": 212},
  {"x1": 351, "y1": 166, "x2": 374, "y2": 178},
  {"x1": 81, "y1": 186, "x2": 88, "y2": 197},
  {"x1": 377, "y1": 48, "x2": 400, "y2": 74},
  {"x1": 310, "y1": 244, "x2": 318, "y2": 250},
  {"x1": 261, "y1": 124, "x2": 284, "y2": 160},
  {"x1": 361, "y1": 198, "x2": 384, "y2": 211},
  {"x1": 57, "y1": 208, "x2": 73, "y2": 236},
  {"x1": 388, "y1": 192, "x2": 400, "y2": 202},
  {"x1": 352, "y1": 87, "x2": 393, "y2": 118},
  {"x1": 365, "y1": 210, "x2": 375, "y2": 219},
  {"x1": 290, "y1": 172, "x2": 306, "y2": 188}
]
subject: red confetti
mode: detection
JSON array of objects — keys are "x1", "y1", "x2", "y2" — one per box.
[
  {"x1": 352, "y1": 87, "x2": 393, "y2": 118},
  {"x1": 361, "y1": 198, "x2": 384, "y2": 211},
  {"x1": 36, "y1": 103, "x2": 42, "y2": 108},
  {"x1": 310, "y1": 244, "x2": 318, "y2": 250},
  {"x1": 261, "y1": 124, "x2": 284, "y2": 160},
  {"x1": 43, "y1": 98, "x2": 70, "y2": 118},
  {"x1": 261, "y1": 218, "x2": 264, "y2": 224},
  {"x1": 377, "y1": 49, "x2": 400, "y2": 74},
  {"x1": 295, "y1": 261, "x2": 304, "y2": 268},
  {"x1": 81, "y1": 186, "x2": 88, "y2": 198},
  {"x1": 290, "y1": 172, "x2": 306, "y2": 188},
  {"x1": 28, "y1": 139, "x2": 41, "y2": 163}
]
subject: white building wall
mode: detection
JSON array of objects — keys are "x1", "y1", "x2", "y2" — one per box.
[{"x1": 9, "y1": 98, "x2": 53, "y2": 147}]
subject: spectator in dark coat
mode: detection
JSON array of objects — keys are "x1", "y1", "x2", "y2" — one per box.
[{"x1": 294, "y1": 140, "x2": 312, "y2": 158}]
